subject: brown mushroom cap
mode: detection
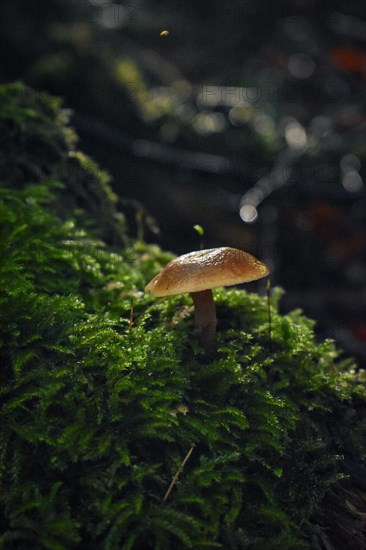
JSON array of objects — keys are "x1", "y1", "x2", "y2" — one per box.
[{"x1": 145, "y1": 247, "x2": 269, "y2": 297}]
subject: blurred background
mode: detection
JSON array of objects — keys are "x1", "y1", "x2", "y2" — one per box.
[{"x1": 1, "y1": 0, "x2": 365, "y2": 366}]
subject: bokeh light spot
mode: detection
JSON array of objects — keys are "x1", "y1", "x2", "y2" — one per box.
[
  {"x1": 288, "y1": 53, "x2": 315, "y2": 79},
  {"x1": 284, "y1": 120, "x2": 307, "y2": 150},
  {"x1": 239, "y1": 204, "x2": 258, "y2": 223},
  {"x1": 342, "y1": 171, "x2": 363, "y2": 192},
  {"x1": 340, "y1": 154, "x2": 361, "y2": 173}
]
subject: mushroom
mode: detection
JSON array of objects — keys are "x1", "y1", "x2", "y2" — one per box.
[{"x1": 145, "y1": 247, "x2": 269, "y2": 353}]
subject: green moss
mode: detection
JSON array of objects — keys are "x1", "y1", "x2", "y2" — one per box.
[
  {"x1": 1, "y1": 83, "x2": 365, "y2": 549},
  {"x1": 0, "y1": 82, "x2": 126, "y2": 243}
]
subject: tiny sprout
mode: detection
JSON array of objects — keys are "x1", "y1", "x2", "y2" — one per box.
[
  {"x1": 193, "y1": 224, "x2": 205, "y2": 237},
  {"x1": 193, "y1": 224, "x2": 205, "y2": 250}
]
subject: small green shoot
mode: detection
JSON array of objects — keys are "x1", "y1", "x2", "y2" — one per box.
[{"x1": 193, "y1": 224, "x2": 205, "y2": 250}]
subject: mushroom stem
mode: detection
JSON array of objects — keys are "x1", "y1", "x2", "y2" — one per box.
[{"x1": 190, "y1": 289, "x2": 217, "y2": 353}]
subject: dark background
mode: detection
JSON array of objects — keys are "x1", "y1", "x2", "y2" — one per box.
[{"x1": 1, "y1": 0, "x2": 365, "y2": 365}]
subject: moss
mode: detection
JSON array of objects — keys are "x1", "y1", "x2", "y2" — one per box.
[
  {"x1": 1, "y1": 83, "x2": 365, "y2": 549},
  {"x1": 0, "y1": 82, "x2": 126, "y2": 244}
]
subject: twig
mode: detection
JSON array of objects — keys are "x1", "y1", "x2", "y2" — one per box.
[
  {"x1": 163, "y1": 446, "x2": 194, "y2": 502},
  {"x1": 266, "y1": 278, "x2": 272, "y2": 353},
  {"x1": 129, "y1": 299, "x2": 134, "y2": 330}
]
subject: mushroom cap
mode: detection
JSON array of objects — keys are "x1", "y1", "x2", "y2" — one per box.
[{"x1": 145, "y1": 247, "x2": 269, "y2": 297}]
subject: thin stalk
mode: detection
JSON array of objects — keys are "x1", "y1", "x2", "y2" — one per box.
[
  {"x1": 163, "y1": 447, "x2": 194, "y2": 502},
  {"x1": 191, "y1": 289, "x2": 217, "y2": 353},
  {"x1": 267, "y1": 278, "x2": 272, "y2": 352}
]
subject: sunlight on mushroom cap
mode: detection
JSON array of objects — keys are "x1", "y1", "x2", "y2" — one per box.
[{"x1": 145, "y1": 247, "x2": 269, "y2": 297}]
